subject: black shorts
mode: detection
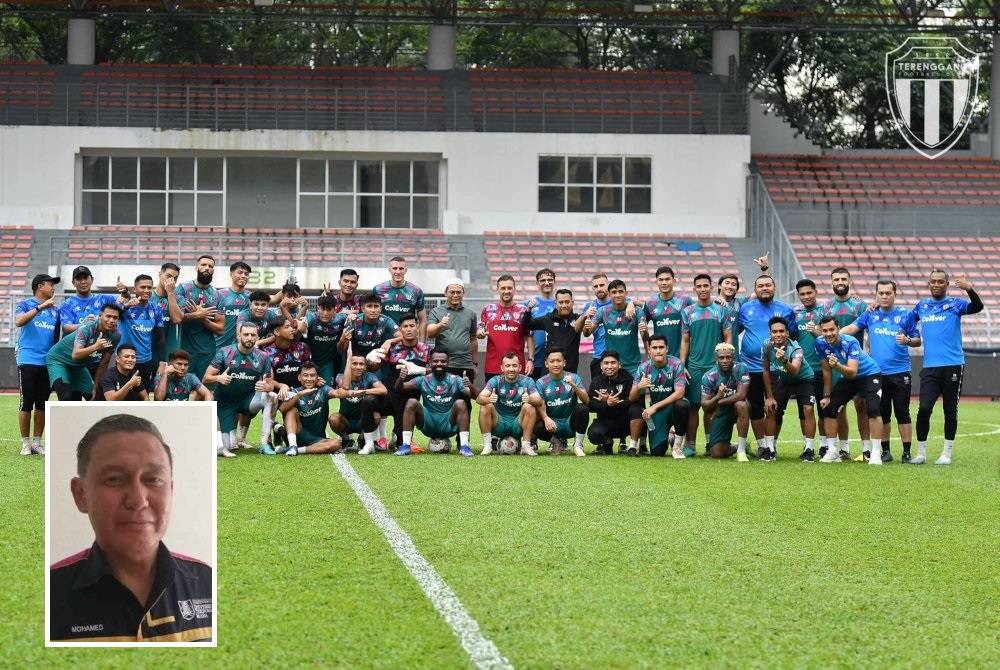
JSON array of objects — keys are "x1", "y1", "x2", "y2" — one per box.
[
  {"x1": 919, "y1": 365, "x2": 964, "y2": 409},
  {"x1": 798, "y1": 373, "x2": 825, "y2": 421},
  {"x1": 748, "y1": 371, "x2": 766, "y2": 420},
  {"x1": 18, "y1": 364, "x2": 50, "y2": 412},
  {"x1": 136, "y1": 360, "x2": 158, "y2": 392},
  {"x1": 879, "y1": 372, "x2": 912, "y2": 424},
  {"x1": 822, "y1": 374, "x2": 881, "y2": 420},
  {"x1": 774, "y1": 377, "x2": 815, "y2": 415}
]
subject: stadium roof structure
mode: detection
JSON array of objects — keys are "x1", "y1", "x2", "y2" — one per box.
[{"x1": 3, "y1": 0, "x2": 1000, "y2": 32}]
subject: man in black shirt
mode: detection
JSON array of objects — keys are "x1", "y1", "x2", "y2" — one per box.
[
  {"x1": 100, "y1": 344, "x2": 148, "y2": 402},
  {"x1": 586, "y1": 351, "x2": 634, "y2": 455},
  {"x1": 50, "y1": 414, "x2": 212, "y2": 642},
  {"x1": 529, "y1": 288, "x2": 588, "y2": 374}
]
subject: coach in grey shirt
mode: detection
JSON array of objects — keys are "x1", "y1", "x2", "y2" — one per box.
[{"x1": 427, "y1": 278, "x2": 478, "y2": 381}]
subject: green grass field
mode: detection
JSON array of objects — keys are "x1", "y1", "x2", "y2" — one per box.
[{"x1": 3, "y1": 394, "x2": 999, "y2": 668}]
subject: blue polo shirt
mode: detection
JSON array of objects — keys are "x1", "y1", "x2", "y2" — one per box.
[
  {"x1": 58, "y1": 293, "x2": 119, "y2": 330},
  {"x1": 903, "y1": 296, "x2": 972, "y2": 368},
  {"x1": 851, "y1": 307, "x2": 918, "y2": 375},
  {"x1": 737, "y1": 298, "x2": 796, "y2": 373},
  {"x1": 15, "y1": 298, "x2": 60, "y2": 365}
]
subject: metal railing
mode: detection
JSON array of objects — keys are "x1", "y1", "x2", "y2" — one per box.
[
  {"x1": 0, "y1": 81, "x2": 747, "y2": 134},
  {"x1": 746, "y1": 173, "x2": 805, "y2": 301}
]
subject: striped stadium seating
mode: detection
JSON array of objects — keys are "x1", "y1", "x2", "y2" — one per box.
[{"x1": 0, "y1": 227, "x2": 35, "y2": 344}]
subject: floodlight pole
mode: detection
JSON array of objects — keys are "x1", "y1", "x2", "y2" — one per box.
[{"x1": 67, "y1": 17, "x2": 95, "y2": 65}]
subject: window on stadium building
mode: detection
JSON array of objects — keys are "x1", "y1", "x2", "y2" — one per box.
[
  {"x1": 298, "y1": 159, "x2": 440, "y2": 229},
  {"x1": 538, "y1": 156, "x2": 651, "y2": 214},
  {"x1": 81, "y1": 156, "x2": 225, "y2": 226}
]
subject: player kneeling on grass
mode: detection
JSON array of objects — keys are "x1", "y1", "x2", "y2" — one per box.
[
  {"x1": 153, "y1": 349, "x2": 213, "y2": 401},
  {"x1": 533, "y1": 349, "x2": 589, "y2": 457},
  {"x1": 332, "y1": 349, "x2": 388, "y2": 455},
  {"x1": 205, "y1": 322, "x2": 284, "y2": 458},
  {"x1": 700, "y1": 343, "x2": 751, "y2": 460},
  {"x1": 476, "y1": 352, "x2": 543, "y2": 456},
  {"x1": 761, "y1": 316, "x2": 817, "y2": 462},
  {"x1": 628, "y1": 334, "x2": 689, "y2": 457},
  {"x1": 279, "y1": 362, "x2": 343, "y2": 455},
  {"x1": 394, "y1": 351, "x2": 474, "y2": 457},
  {"x1": 816, "y1": 316, "x2": 885, "y2": 465}
]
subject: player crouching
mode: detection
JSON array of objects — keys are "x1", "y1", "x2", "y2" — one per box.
[
  {"x1": 394, "y1": 351, "x2": 475, "y2": 457},
  {"x1": 700, "y1": 343, "x2": 751, "y2": 461},
  {"x1": 331, "y1": 349, "x2": 388, "y2": 455},
  {"x1": 476, "y1": 352, "x2": 543, "y2": 455},
  {"x1": 533, "y1": 349, "x2": 589, "y2": 457},
  {"x1": 279, "y1": 362, "x2": 342, "y2": 455}
]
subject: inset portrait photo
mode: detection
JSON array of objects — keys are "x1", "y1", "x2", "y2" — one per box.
[{"x1": 45, "y1": 402, "x2": 216, "y2": 646}]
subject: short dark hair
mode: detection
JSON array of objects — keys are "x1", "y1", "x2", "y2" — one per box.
[
  {"x1": 768, "y1": 316, "x2": 788, "y2": 330},
  {"x1": 545, "y1": 348, "x2": 566, "y2": 359},
  {"x1": 316, "y1": 294, "x2": 337, "y2": 310},
  {"x1": 830, "y1": 266, "x2": 850, "y2": 277},
  {"x1": 501, "y1": 351, "x2": 520, "y2": 362},
  {"x1": 340, "y1": 268, "x2": 359, "y2": 278},
  {"x1": 160, "y1": 262, "x2": 180, "y2": 274},
  {"x1": 196, "y1": 254, "x2": 215, "y2": 264},
  {"x1": 134, "y1": 274, "x2": 153, "y2": 285},
  {"x1": 717, "y1": 273, "x2": 740, "y2": 290},
  {"x1": 281, "y1": 283, "x2": 300, "y2": 296},
  {"x1": 431, "y1": 350, "x2": 449, "y2": 361},
  {"x1": 647, "y1": 334, "x2": 667, "y2": 347},
  {"x1": 819, "y1": 315, "x2": 837, "y2": 327},
  {"x1": 876, "y1": 279, "x2": 898, "y2": 293},
  {"x1": 693, "y1": 273, "x2": 711, "y2": 285},
  {"x1": 496, "y1": 274, "x2": 515, "y2": 286},
  {"x1": 655, "y1": 266, "x2": 675, "y2": 279},
  {"x1": 116, "y1": 343, "x2": 137, "y2": 355},
  {"x1": 555, "y1": 288, "x2": 573, "y2": 299},
  {"x1": 300, "y1": 361, "x2": 317, "y2": 373},
  {"x1": 796, "y1": 279, "x2": 816, "y2": 292},
  {"x1": 362, "y1": 293, "x2": 382, "y2": 306},
  {"x1": 607, "y1": 279, "x2": 626, "y2": 292},
  {"x1": 755, "y1": 274, "x2": 775, "y2": 286},
  {"x1": 398, "y1": 313, "x2": 417, "y2": 326},
  {"x1": 101, "y1": 303, "x2": 122, "y2": 316},
  {"x1": 536, "y1": 268, "x2": 555, "y2": 281},
  {"x1": 249, "y1": 290, "x2": 270, "y2": 303},
  {"x1": 77, "y1": 414, "x2": 171, "y2": 476},
  {"x1": 169, "y1": 349, "x2": 190, "y2": 362},
  {"x1": 600, "y1": 350, "x2": 621, "y2": 363},
  {"x1": 239, "y1": 321, "x2": 259, "y2": 332},
  {"x1": 389, "y1": 256, "x2": 406, "y2": 264},
  {"x1": 929, "y1": 268, "x2": 949, "y2": 281},
  {"x1": 230, "y1": 261, "x2": 252, "y2": 273},
  {"x1": 591, "y1": 273, "x2": 608, "y2": 282}
]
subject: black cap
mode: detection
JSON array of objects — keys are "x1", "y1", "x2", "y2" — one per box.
[
  {"x1": 72, "y1": 265, "x2": 92, "y2": 279},
  {"x1": 31, "y1": 273, "x2": 60, "y2": 292}
]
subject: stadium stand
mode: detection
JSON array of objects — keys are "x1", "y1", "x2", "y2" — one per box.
[
  {"x1": 482, "y1": 232, "x2": 742, "y2": 298},
  {"x1": 789, "y1": 233, "x2": 998, "y2": 347},
  {"x1": 0, "y1": 227, "x2": 35, "y2": 344}
]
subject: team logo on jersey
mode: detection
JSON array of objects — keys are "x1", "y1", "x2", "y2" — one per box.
[
  {"x1": 178, "y1": 600, "x2": 195, "y2": 621},
  {"x1": 885, "y1": 37, "x2": 980, "y2": 159}
]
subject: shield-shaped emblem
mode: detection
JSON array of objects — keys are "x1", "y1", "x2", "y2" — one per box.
[
  {"x1": 886, "y1": 37, "x2": 980, "y2": 159},
  {"x1": 178, "y1": 599, "x2": 195, "y2": 620}
]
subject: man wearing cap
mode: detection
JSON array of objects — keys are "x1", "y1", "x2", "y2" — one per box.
[
  {"x1": 427, "y1": 279, "x2": 478, "y2": 381},
  {"x1": 14, "y1": 273, "x2": 61, "y2": 455},
  {"x1": 59, "y1": 266, "x2": 121, "y2": 337}
]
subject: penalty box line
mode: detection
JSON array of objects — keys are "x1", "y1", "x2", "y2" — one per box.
[{"x1": 331, "y1": 454, "x2": 513, "y2": 670}]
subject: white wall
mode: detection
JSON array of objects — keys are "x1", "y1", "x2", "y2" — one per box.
[
  {"x1": 0, "y1": 126, "x2": 750, "y2": 236},
  {"x1": 749, "y1": 97, "x2": 821, "y2": 156}
]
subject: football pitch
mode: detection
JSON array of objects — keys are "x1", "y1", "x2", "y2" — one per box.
[{"x1": 3, "y1": 394, "x2": 999, "y2": 668}]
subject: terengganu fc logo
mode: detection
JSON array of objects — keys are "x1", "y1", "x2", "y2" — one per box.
[{"x1": 885, "y1": 37, "x2": 980, "y2": 159}]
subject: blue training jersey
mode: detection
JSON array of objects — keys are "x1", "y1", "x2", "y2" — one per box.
[
  {"x1": 904, "y1": 296, "x2": 972, "y2": 368},
  {"x1": 58, "y1": 293, "x2": 119, "y2": 329},
  {"x1": 582, "y1": 296, "x2": 612, "y2": 357},
  {"x1": 852, "y1": 307, "x2": 918, "y2": 375},
  {"x1": 737, "y1": 298, "x2": 796, "y2": 373},
  {"x1": 527, "y1": 296, "x2": 557, "y2": 367},
  {"x1": 15, "y1": 298, "x2": 60, "y2": 365},
  {"x1": 815, "y1": 334, "x2": 881, "y2": 378},
  {"x1": 120, "y1": 302, "x2": 164, "y2": 363}
]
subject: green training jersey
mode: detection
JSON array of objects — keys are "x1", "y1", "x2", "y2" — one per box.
[
  {"x1": 209, "y1": 345, "x2": 272, "y2": 402},
  {"x1": 534, "y1": 372, "x2": 582, "y2": 420},
  {"x1": 291, "y1": 385, "x2": 334, "y2": 436},
  {"x1": 594, "y1": 305, "x2": 642, "y2": 375},
  {"x1": 176, "y1": 281, "x2": 219, "y2": 356},
  {"x1": 214, "y1": 288, "x2": 252, "y2": 350},
  {"x1": 643, "y1": 293, "x2": 695, "y2": 357},
  {"x1": 335, "y1": 372, "x2": 379, "y2": 421},
  {"x1": 681, "y1": 302, "x2": 733, "y2": 371},
  {"x1": 762, "y1": 339, "x2": 814, "y2": 382}
]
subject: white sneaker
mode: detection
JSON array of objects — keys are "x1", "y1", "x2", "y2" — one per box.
[
  {"x1": 672, "y1": 444, "x2": 685, "y2": 459},
  {"x1": 521, "y1": 444, "x2": 538, "y2": 456},
  {"x1": 31, "y1": 444, "x2": 45, "y2": 456},
  {"x1": 358, "y1": 443, "x2": 374, "y2": 455},
  {"x1": 574, "y1": 444, "x2": 586, "y2": 457},
  {"x1": 237, "y1": 439, "x2": 253, "y2": 450},
  {"x1": 868, "y1": 450, "x2": 883, "y2": 466},
  {"x1": 19, "y1": 443, "x2": 31, "y2": 456},
  {"x1": 218, "y1": 448, "x2": 236, "y2": 458},
  {"x1": 736, "y1": 450, "x2": 749, "y2": 463},
  {"x1": 285, "y1": 447, "x2": 298, "y2": 456},
  {"x1": 480, "y1": 445, "x2": 493, "y2": 456},
  {"x1": 820, "y1": 448, "x2": 842, "y2": 463},
  {"x1": 934, "y1": 453, "x2": 952, "y2": 465}
]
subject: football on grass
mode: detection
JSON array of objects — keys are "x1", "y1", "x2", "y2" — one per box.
[{"x1": 428, "y1": 438, "x2": 451, "y2": 453}]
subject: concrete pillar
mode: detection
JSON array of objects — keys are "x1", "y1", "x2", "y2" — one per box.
[
  {"x1": 427, "y1": 24, "x2": 456, "y2": 71},
  {"x1": 991, "y1": 37, "x2": 1000, "y2": 160},
  {"x1": 712, "y1": 29, "x2": 740, "y2": 78},
  {"x1": 67, "y1": 18, "x2": 96, "y2": 65}
]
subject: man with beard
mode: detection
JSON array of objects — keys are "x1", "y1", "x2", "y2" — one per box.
[
  {"x1": 46, "y1": 303, "x2": 122, "y2": 401},
  {"x1": 584, "y1": 280, "x2": 642, "y2": 378},
  {"x1": 118, "y1": 274, "x2": 165, "y2": 392},
  {"x1": 761, "y1": 317, "x2": 816, "y2": 461},
  {"x1": 524, "y1": 268, "x2": 557, "y2": 380},
  {"x1": 175, "y1": 255, "x2": 219, "y2": 380},
  {"x1": 153, "y1": 349, "x2": 212, "y2": 401},
  {"x1": 211, "y1": 261, "x2": 252, "y2": 350},
  {"x1": 260, "y1": 319, "x2": 311, "y2": 453},
  {"x1": 374, "y1": 256, "x2": 427, "y2": 339},
  {"x1": 643, "y1": 265, "x2": 694, "y2": 358},
  {"x1": 901, "y1": 270, "x2": 983, "y2": 465},
  {"x1": 528, "y1": 289, "x2": 587, "y2": 375},
  {"x1": 151, "y1": 263, "x2": 183, "y2": 372},
  {"x1": 100, "y1": 344, "x2": 147, "y2": 401},
  {"x1": 476, "y1": 353, "x2": 543, "y2": 456},
  {"x1": 628, "y1": 334, "x2": 689, "y2": 458},
  {"x1": 533, "y1": 349, "x2": 589, "y2": 457},
  {"x1": 427, "y1": 279, "x2": 478, "y2": 380},
  {"x1": 480, "y1": 274, "x2": 534, "y2": 383},
  {"x1": 395, "y1": 350, "x2": 474, "y2": 457},
  {"x1": 332, "y1": 350, "x2": 388, "y2": 455},
  {"x1": 204, "y1": 322, "x2": 283, "y2": 458},
  {"x1": 701, "y1": 343, "x2": 751, "y2": 460},
  {"x1": 377, "y1": 313, "x2": 433, "y2": 452},
  {"x1": 279, "y1": 362, "x2": 343, "y2": 456},
  {"x1": 735, "y1": 274, "x2": 796, "y2": 462},
  {"x1": 679, "y1": 273, "x2": 733, "y2": 457},
  {"x1": 586, "y1": 351, "x2": 634, "y2": 455}
]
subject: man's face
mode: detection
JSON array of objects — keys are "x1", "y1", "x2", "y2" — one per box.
[
  {"x1": 238, "y1": 326, "x2": 259, "y2": 350},
  {"x1": 446, "y1": 285, "x2": 464, "y2": 307},
  {"x1": 719, "y1": 277, "x2": 739, "y2": 299},
  {"x1": 501, "y1": 356, "x2": 521, "y2": 380},
  {"x1": 170, "y1": 358, "x2": 189, "y2": 377},
  {"x1": 274, "y1": 320, "x2": 295, "y2": 341},
  {"x1": 71, "y1": 432, "x2": 172, "y2": 564},
  {"x1": 497, "y1": 280, "x2": 515, "y2": 305},
  {"x1": 363, "y1": 301, "x2": 381, "y2": 320},
  {"x1": 820, "y1": 321, "x2": 839, "y2": 344},
  {"x1": 117, "y1": 348, "x2": 137, "y2": 372},
  {"x1": 831, "y1": 271, "x2": 851, "y2": 298},
  {"x1": 299, "y1": 367, "x2": 318, "y2": 388},
  {"x1": 317, "y1": 305, "x2": 336, "y2": 323},
  {"x1": 389, "y1": 261, "x2": 407, "y2": 284},
  {"x1": 73, "y1": 274, "x2": 93, "y2": 295},
  {"x1": 340, "y1": 273, "x2": 359, "y2": 296},
  {"x1": 770, "y1": 324, "x2": 788, "y2": 347},
  {"x1": 694, "y1": 278, "x2": 712, "y2": 302},
  {"x1": 656, "y1": 272, "x2": 674, "y2": 295},
  {"x1": 350, "y1": 356, "x2": 366, "y2": 379},
  {"x1": 430, "y1": 353, "x2": 449, "y2": 375},
  {"x1": 158, "y1": 267, "x2": 179, "y2": 288},
  {"x1": 250, "y1": 300, "x2": 268, "y2": 319},
  {"x1": 99, "y1": 309, "x2": 119, "y2": 332},
  {"x1": 134, "y1": 279, "x2": 154, "y2": 302},
  {"x1": 591, "y1": 277, "x2": 608, "y2": 301},
  {"x1": 231, "y1": 266, "x2": 250, "y2": 290},
  {"x1": 195, "y1": 258, "x2": 215, "y2": 285},
  {"x1": 556, "y1": 293, "x2": 573, "y2": 316},
  {"x1": 754, "y1": 277, "x2": 775, "y2": 301},
  {"x1": 536, "y1": 272, "x2": 555, "y2": 297},
  {"x1": 600, "y1": 356, "x2": 620, "y2": 378},
  {"x1": 716, "y1": 350, "x2": 734, "y2": 373},
  {"x1": 399, "y1": 319, "x2": 418, "y2": 342},
  {"x1": 37, "y1": 281, "x2": 56, "y2": 301},
  {"x1": 928, "y1": 272, "x2": 948, "y2": 299},
  {"x1": 797, "y1": 285, "x2": 817, "y2": 308},
  {"x1": 610, "y1": 286, "x2": 626, "y2": 308},
  {"x1": 648, "y1": 339, "x2": 667, "y2": 364},
  {"x1": 545, "y1": 352, "x2": 566, "y2": 376},
  {"x1": 876, "y1": 284, "x2": 896, "y2": 309}
]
